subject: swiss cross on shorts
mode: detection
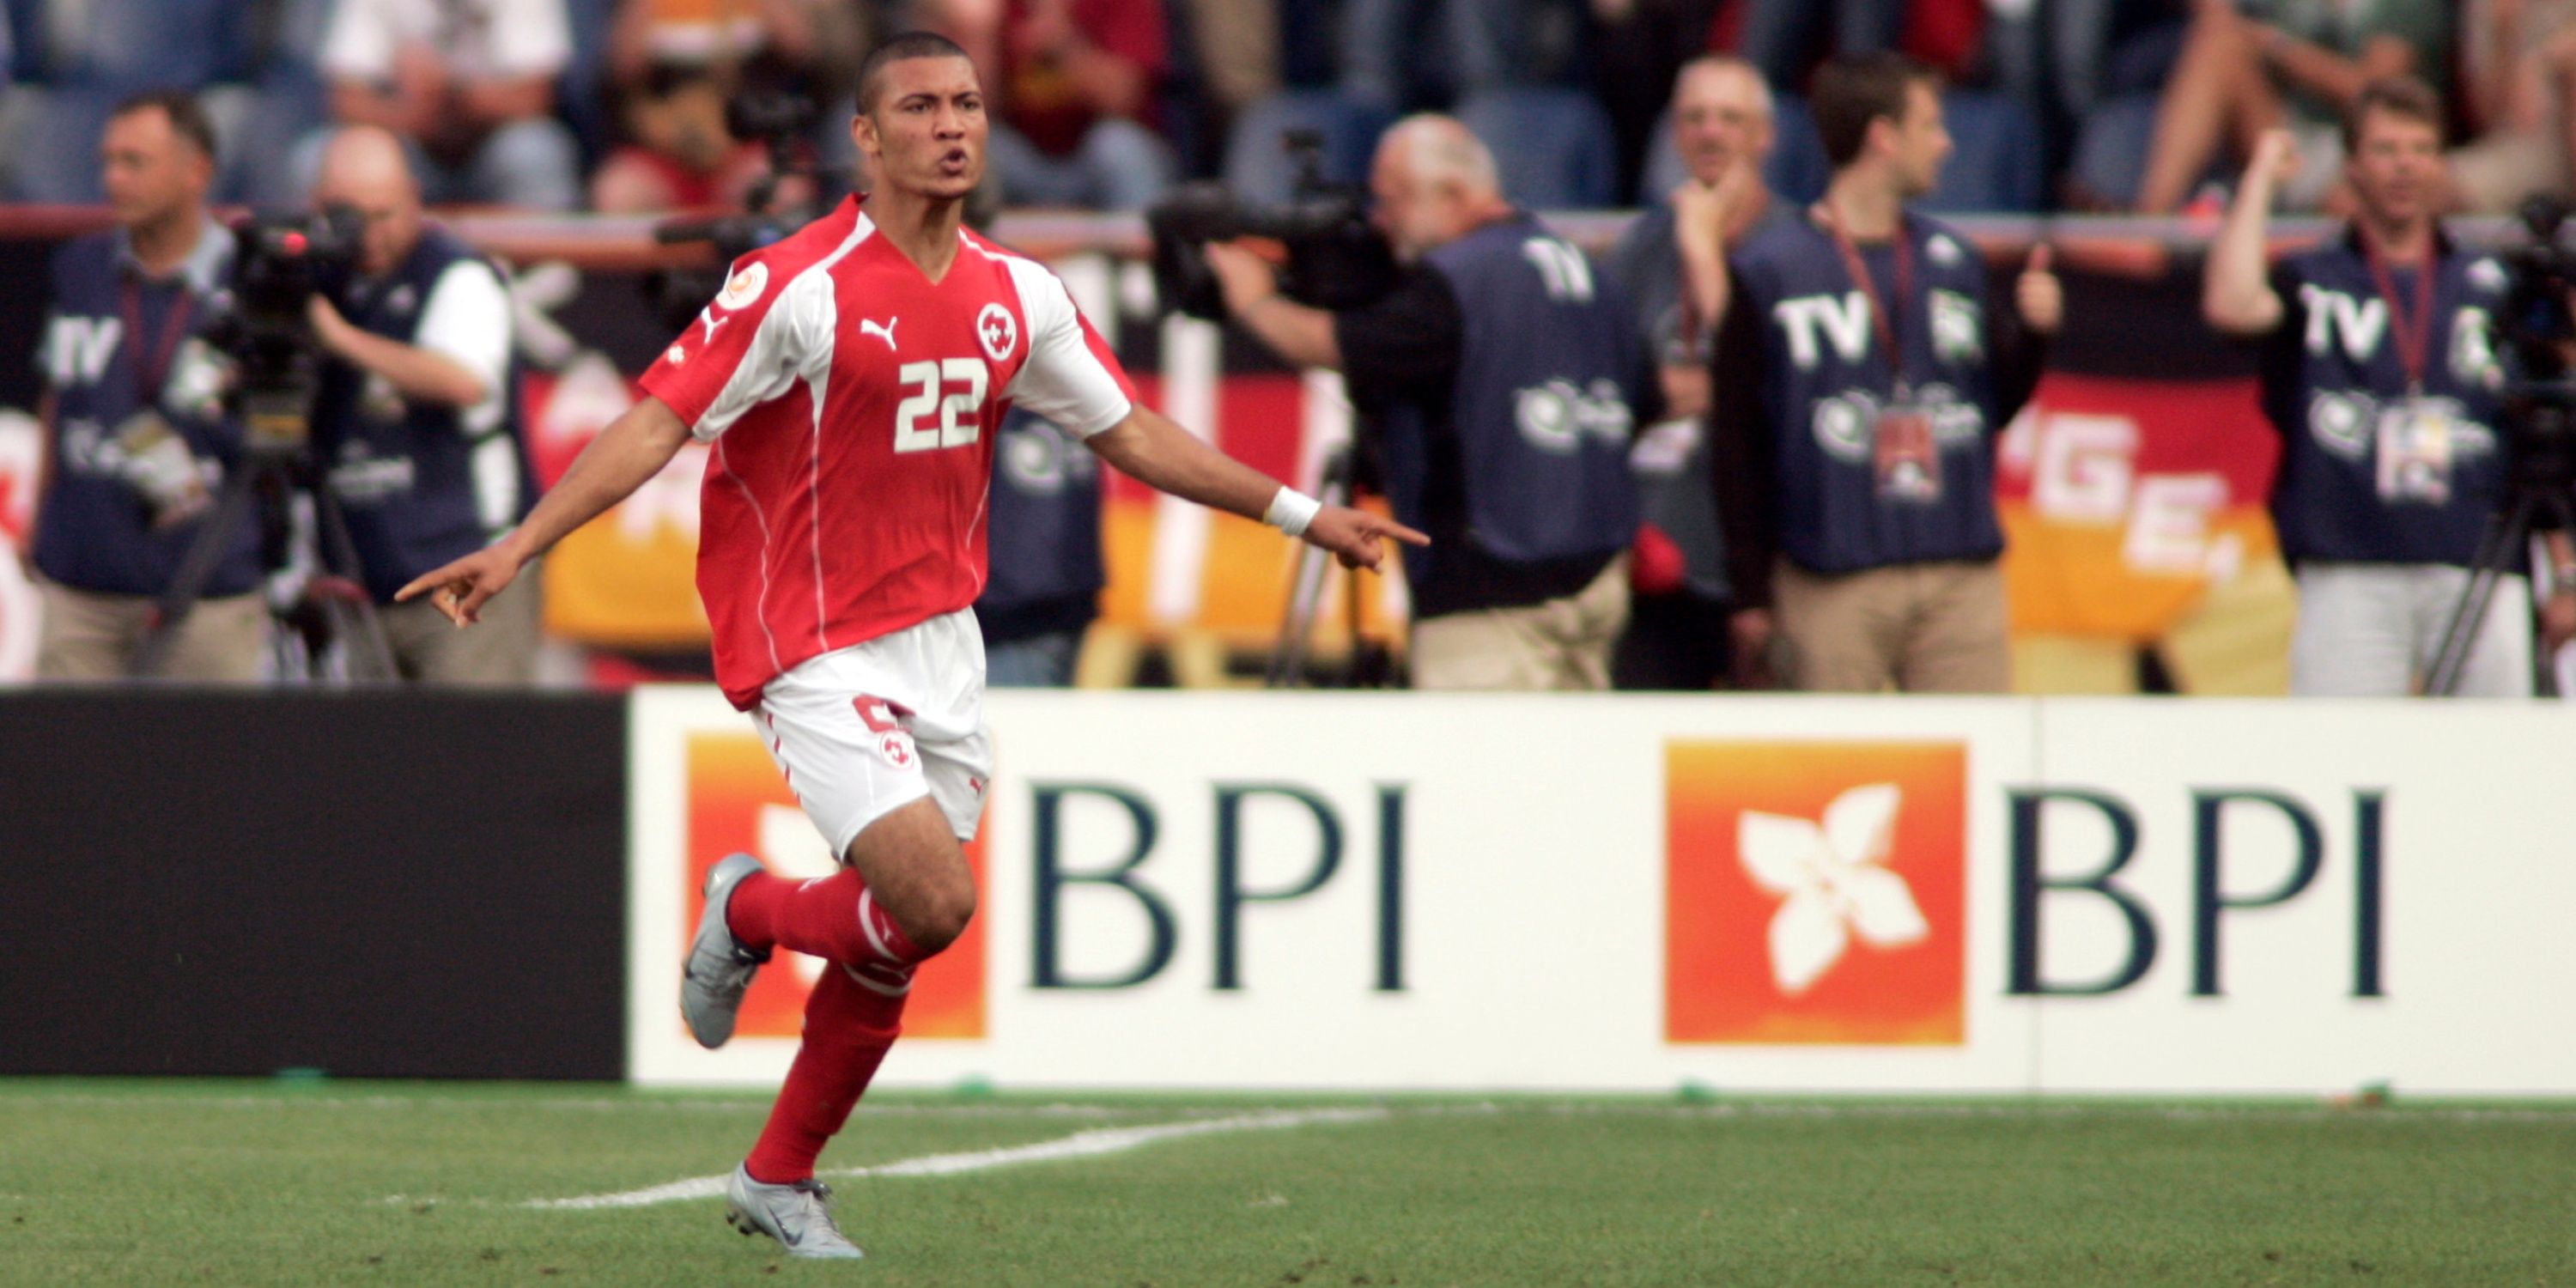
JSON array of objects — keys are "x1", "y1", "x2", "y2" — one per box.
[{"x1": 855, "y1": 695, "x2": 918, "y2": 769}]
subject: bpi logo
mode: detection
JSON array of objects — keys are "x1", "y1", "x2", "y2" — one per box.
[
  {"x1": 1665, "y1": 740, "x2": 1967, "y2": 1045},
  {"x1": 683, "y1": 732, "x2": 986, "y2": 1039}
]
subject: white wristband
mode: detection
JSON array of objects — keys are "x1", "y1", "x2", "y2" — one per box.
[{"x1": 1263, "y1": 486, "x2": 1321, "y2": 538}]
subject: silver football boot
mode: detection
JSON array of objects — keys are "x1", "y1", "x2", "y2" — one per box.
[
  {"x1": 725, "y1": 1164, "x2": 866, "y2": 1260},
  {"x1": 682, "y1": 853, "x2": 771, "y2": 1048}
]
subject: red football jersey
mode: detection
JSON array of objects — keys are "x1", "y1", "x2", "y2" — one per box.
[{"x1": 637, "y1": 197, "x2": 1136, "y2": 709}]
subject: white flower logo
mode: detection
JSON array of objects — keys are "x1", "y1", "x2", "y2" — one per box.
[{"x1": 1739, "y1": 783, "x2": 1929, "y2": 995}]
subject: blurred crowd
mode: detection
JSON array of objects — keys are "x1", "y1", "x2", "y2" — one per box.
[{"x1": 0, "y1": 0, "x2": 2566, "y2": 218}]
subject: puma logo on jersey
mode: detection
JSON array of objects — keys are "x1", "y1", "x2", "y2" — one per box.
[
  {"x1": 698, "y1": 310, "x2": 729, "y2": 346},
  {"x1": 860, "y1": 317, "x2": 899, "y2": 351}
]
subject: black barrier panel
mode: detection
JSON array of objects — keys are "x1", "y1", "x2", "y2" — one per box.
[{"x1": 0, "y1": 690, "x2": 625, "y2": 1079}]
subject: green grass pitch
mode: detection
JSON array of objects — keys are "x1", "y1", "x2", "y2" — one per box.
[{"x1": 2, "y1": 1080, "x2": 2571, "y2": 1286}]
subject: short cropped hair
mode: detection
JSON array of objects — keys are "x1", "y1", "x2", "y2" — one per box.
[
  {"x1": 1810, "y1": 52, "x2": 1938, "y2": 169},
  {"x1": 856, "y1": 31, "x2": 975, "y2": 115},
  {"x1": 109, "y1": 88, "x2": 217, "y2": 161},
  {"x1": 2342, "y1": 76, "x2": 2445, "y2": 152}
]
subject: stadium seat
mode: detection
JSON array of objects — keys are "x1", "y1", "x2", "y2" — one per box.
[
  {"x1": 2067, "y1": 92, "x2": 2160, "y2": 209},
  {"x1": 1159, "y1": 0, "x2": 1219, "y2": 179},
  {"x1": 556, "y1": 0, "x2": 620, "y2": 172},
  {"x1": 1222, "y1": 87, "x2": 1394, "y2": 204},
  {"x1": 1457, "y1": 87, "x2": 1619, "y2": 210},
  {"x1": 1918, "y1": 89, "x2": 2047, "y2": 214}
]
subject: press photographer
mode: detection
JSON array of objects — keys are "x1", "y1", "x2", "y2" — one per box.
[
  {"x1": 1201, "y1": 116, "x2": 1645, "y2": 690},
  {"x1": 305, "y1": 125, "x2": 540, "y2": 684},
  {"x1": 26, "y1": 90, "x2": 265, "y2": 682},
  {"x1": 2204, "y1": 76, "x2": 2576, "y2": 697}
]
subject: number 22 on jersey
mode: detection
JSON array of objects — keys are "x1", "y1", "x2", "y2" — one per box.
[{"x1": 893, "y1": 358, "x2": 989, "y2": 453}]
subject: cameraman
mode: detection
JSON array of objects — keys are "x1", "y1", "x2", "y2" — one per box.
[
  {"x1": 2205, "y1": 77, "x2": 2564, "y2": 696},
  {"x1": 306, "y1": 125, "x2": 540, "y2": 683},
  {"x1": 1206, "y1": 115, "x2": 1646, "y2": 690},
  {"x1": 27, "y1": 90, "x2": 265, "y2": 681}
]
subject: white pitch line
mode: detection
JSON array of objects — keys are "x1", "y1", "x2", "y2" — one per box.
[{"x1": 527, "y1": 1107, "x2": 1387, "y2": 1212}]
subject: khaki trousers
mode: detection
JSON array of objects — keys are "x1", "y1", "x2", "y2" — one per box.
[
  {"x1": 36, "y1": 581, "x2": 268, "y2": 682},
  {"x1": 1410, "y1": 556, "x2": 1630, "y2": 691},
  {"x1": 1771, "y1": 558, "x2": 2009, "y2": 693},
  {"x1": 375, "y1": 563, "x2": 543, "y2": 685}
]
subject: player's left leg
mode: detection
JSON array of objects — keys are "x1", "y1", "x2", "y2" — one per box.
[
  {"x1": 719, "y1": 617, "x2": 994, "y2": 1211},
  {"x1": 735, "y1": 949, "x2": 904, "y2": 1192},
  {"x1": 714, "y1": 798, "x2": 971, "y2": 1255},
  {"x1": 719, "y1": 959, "x2": 886, "y2": 1259}
]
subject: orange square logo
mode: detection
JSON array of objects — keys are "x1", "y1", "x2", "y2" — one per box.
[
  {"x1": 683, "y1": 732, "x2": 987, "y2": 1040},
  {"x1": 1666, "y1": 740, "x2": 1967, "y2": 1045}
]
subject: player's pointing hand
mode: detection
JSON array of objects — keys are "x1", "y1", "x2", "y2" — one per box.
[
  {"x1": 1303, "y1": 506, "x2": 1431, "y2": 570},
  {"x1": 396, "y1": 544, "x2": 523, "y2": 627},
  {"x1": 2018, "y1": 242, "x2": 2063, "y2": 337}
]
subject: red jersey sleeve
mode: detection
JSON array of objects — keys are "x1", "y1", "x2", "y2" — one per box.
[{"x1": 636, "y1": 255, "x2": 818, "y2": 440}]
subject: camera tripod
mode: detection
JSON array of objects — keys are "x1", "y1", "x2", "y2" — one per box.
[
  {"x1": 2424, "y1": 388, "x2": 2576, "y2": 696},
  {"x1": 129, "y1": 390, "x2": 397, "y2": 682},
  {"x1": 1266, "y1": 445, "x2": 1396, "y2": 688}
]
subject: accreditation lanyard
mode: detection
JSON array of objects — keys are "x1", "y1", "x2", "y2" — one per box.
[
  {"x1": 2359, "y1": 230, "x2": 2436, "y2": 397},
  {"x1": 1820, "y1": 205, "x2": 1916, "y2": 398},
  {"x1": 118, "y1": 274, "x2": 197, "y2": 402}
]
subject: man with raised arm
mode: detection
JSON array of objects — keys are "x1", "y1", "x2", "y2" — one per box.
[
  {"x1": 2204, "y1": 76, "x2": 2562, "y2": 696},
  {"x1": 398, "y1": 31, "x2": 1421, "y2": 1260}
]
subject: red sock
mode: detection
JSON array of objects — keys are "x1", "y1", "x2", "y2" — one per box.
[
  {"x1": 744, "y1": 965, "x2": 906, "y2": 1184},
  {"x1": 727, "y1": 868, "x2": 926, "y2": 969}
]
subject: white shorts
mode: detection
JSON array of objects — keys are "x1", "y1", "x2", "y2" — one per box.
[
  {"x1": 2290, "y1": 562, "x2": 2533, "y2": 698},
  {"x1": 752, "y1": 608, "x2": 993, "y2": 858}
]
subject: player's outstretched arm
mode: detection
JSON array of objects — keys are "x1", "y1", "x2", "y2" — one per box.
[
  {"x1": 1084, "y1": 404, "x2": 1427, "y2": 569},
  {"x1": 397, "y1": 395, "x2": 694, "y2": 625}
]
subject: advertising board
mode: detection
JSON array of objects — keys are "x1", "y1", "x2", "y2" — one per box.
[{"x1": 630, "y1": 690, "x2": 2576, "y2": 1095}]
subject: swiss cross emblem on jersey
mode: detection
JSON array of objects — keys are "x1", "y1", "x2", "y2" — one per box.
[{"x1": 976, "y1": 303, "x2": 1018, "y2": 361}]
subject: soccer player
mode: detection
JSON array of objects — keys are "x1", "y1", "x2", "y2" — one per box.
[{"x1": 398, "y1": 31, "x2": 1423, "y2": 1259}]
